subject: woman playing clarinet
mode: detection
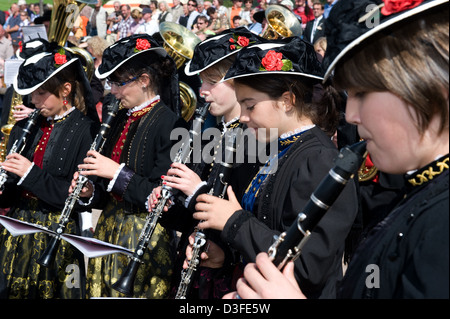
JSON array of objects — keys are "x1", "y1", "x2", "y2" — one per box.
[
  {"x1": 149, "y1": 28, "x2": 268, "y2": 299},
  {"x1": 228, "y1": 0, "x2": 449, "y2": 300},
  {"x1": 0, "y1": 39, "x2": 97, "y2": 299},
  {"x1": 74, "y1": 34, "x2": 183, "y2": 298},
  {"x1": 190, "y1": 36, "x2": 360, "y2": 299}
]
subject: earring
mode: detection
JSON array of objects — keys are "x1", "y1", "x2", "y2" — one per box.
[{"x1": 63, "y1": 96, "x2": 68, "y2": 106}]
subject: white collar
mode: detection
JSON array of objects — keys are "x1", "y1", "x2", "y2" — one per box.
[
  {"x1": 48, "y1": 106, "x2": 75, "y2": 122},
  {"x1": 126, "y1": 95, "x2": 160, "y2": 116}
]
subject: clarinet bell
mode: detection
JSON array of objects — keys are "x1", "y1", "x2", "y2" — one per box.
[
  {"x1": 37, "y1": 236, "x2": 60, "y2": 267},
  {"x1": 111, "y1": 259, "x2": 140, "y2": 297}
]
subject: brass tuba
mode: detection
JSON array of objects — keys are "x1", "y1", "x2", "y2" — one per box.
[
  {"x1": 159, "y1": 22, "x2": 201, "y2": 122},
  {"x1": 262, "y1": 5, "x2": 303, "y2": 39},
  {"x1": 0, "y1": 91, "x2": 23, "y2": 162},
  {"x1": 47, "y1": 0, "x2": 96, "y2": 80}
]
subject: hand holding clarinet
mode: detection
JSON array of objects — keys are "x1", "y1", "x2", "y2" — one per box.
[{"x1": 224, "y1": 141, "x2": 367, "y2": 299}]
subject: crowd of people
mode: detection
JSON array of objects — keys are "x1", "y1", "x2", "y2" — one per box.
[{"x1": 0, "y1": 0, "x2": 448, "y2": 302}]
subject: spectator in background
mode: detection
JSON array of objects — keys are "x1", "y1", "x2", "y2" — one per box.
[
  {"x1": 90, "y1": 0, "x2": 108, "y2": 38},
  {"x1": 323, "y1": 0, "x2": 338, "y2": 18},
  {"x1": 313, "y1": 36, "x2": 326, "y2": 57},
  {"x1": 110, "y1": 4, "x2": 133, "y2": 40},
  {"x1": 0, "y1": 24, "x2": 14, "y2": 88},
  {"x1": 83, "y1": 35, "x2": 109, "y2": 121},
  {"x1": 150, "y1": 0, "x2": 161, "y2": 21},
  {"x1": 186, "y1": 0, "x2": 200, "y2": 30},
  {"x1": 304, "y1": 0, "x2": 325, "y2": 44},
  {"x1": 293, "y1": 0, "x2": 314, "y2": 29},
  {"x1": 106, "y1": 1, "x2": 122, "y2": 35},
  {"x1": 232, "y1": 15, "x2": 242, "y2": 27},
  {"x1": 158, "y1": 1, "x2": 173, "y2": 23},
  {"x1": 18, "y1": 0, "x2": 32, "y2": 17},
  {"x1": 129, "y1": 9, "x2": 142, "y2": 36},
  {"x1": 5, "y1": 3, "x2": 21, "y2": 53},
  {"x1": 213, "y1": 0, "x2": 229, "y2": 19},
  {"x1": 229, "y1": 0, "x2": 243, "y2": 28},
  {"x1": 134, "y1": 7, "x2": 159, "y2": 36},
  {"x1": 193, "y1": 15, "x2": 215, "y2": 40},
  {"x1": 246, "y1": 8, "x2": 263, "y2": 35},
  {"x1": 18, "y1": 10, "x2": 31, "y2": 40},
  {"x1": 171, "y1": 0, "x2": 184, "y2": 24},
  {"x1": 240, "y1": 0, "x2": 254, "y2": 25},
  {"x1": 30, "y1": 3, "x2": 40, "y2": 22},
  {"x1": 206, "y1": 6, "x2": 229, "y2": 34}
]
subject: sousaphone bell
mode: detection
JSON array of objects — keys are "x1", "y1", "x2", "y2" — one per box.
[
  {"x1": 159, "y1": 22, "x2": 201, "y2": 122},
  {"x1": 262, "y1": 4, "x2": 303, "y2": 39}
]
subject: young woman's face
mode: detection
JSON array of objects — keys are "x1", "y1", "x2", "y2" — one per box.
[
  {"x1": 31, "y1": 89, "x2": 66, "y2": 118},
  {"x1": 345, "y1": 90, "x2": 443, "y2": 174},
  {"x1": 235, "y1": 83, "x2": 285, "y2": 142},
  {"x1": 199, "y1": 74, "x2": 240, "y2": 120},
  {"x1": 109, "y1": 74, "x2": 147, "y2": 109}
]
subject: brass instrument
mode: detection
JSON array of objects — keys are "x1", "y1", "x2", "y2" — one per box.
[
  {"x1": 262, "y1": 5, "x2": 303, "y2": 39},
  {"x1": 159, "y1": 22, "x2": 201, "y2": 121},
  {"x1": 47, "y1": 0, "x2": 97, "y2": 80},
  {"x1": 0, "y1": 90, "x2": 23, "y2": 162}
]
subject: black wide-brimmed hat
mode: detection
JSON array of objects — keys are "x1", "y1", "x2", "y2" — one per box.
[
  {"x1": 95, "y1": 34, "x2": 167, "y2": 79},
  {"x1": 13, "y1": 39, "x2": 80, "y2": 95},
  {"x1": 323, "y1": 0, "x2": 448, "y2": 81},
  {"x1": 223, "y1": 36, "x2": 324, "y2": 83},
  {"x1": 184, "y1": 27, "x2": 268, "y2": 76}
]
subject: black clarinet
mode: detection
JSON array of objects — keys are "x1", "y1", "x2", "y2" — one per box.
[
  {"x1": 175, "y1": 131, "x2": 238, "y2": 299},
  {"x1": 112, "y1": 101, "x2": 210, "y2": 297},
  {"x1": 0, "y1": 109, "x2": 41, "y2": 190},
  {"x1": 268, "y1": 141, "x2": 367, "y2": 269},
  {"x1": 37, "y1": 97, "x2": 121, "y2": 267}
]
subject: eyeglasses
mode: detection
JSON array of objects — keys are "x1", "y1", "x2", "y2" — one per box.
[
  {"x1": 188, "y1": 3, "x2": 197, "y2": 6},
  {"x1": 107, "y1": 76, "x2": 138, "y2": 89}
]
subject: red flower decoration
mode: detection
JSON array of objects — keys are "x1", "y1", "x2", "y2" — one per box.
[
  {"x1": 381, "y1": 0, "x2": 424, "y2": 16},
  {"x1": 135, "y1": 38, "x2": 151, "y2": 51},
  {"x1": 261, "y1": 50, "x2": 284, "y2": 71},
  {"x1": 54, "y1": 52, "x2": 67, "y2": 65},
  {"x1": 229, "y1": 35, "x2": 252, "y2": 50},
  {"x1": 236, "y1": 36, "x2": 250, "y2": 47}
]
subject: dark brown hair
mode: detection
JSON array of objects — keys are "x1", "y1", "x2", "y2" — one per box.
[
  {"x1": 40, "y1": 62, "x2": 87, "y2": 114},
  {"x1": 234, "y1": 74, "x2": 340, "y2": 136}
]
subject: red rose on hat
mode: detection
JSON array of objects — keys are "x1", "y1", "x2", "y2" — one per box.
[
  {"x1": 229, "y1": 35, "x2": 253, "y2": 50},
  {"x1": 54, "y1": 52, "x2": 67, "y2": 66},
  {"x1": 237, "y1": 36, "x2": 250, "y2": 47},
  {"x1": 261, "y1": 50, "x2": 284, "y2": 71},
  {"x1": 381, "y1": 0, "x2": 424, "y2": 16},
  {"x1": 135, "y1": 38, "x2": 151, "y2": 52}
]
